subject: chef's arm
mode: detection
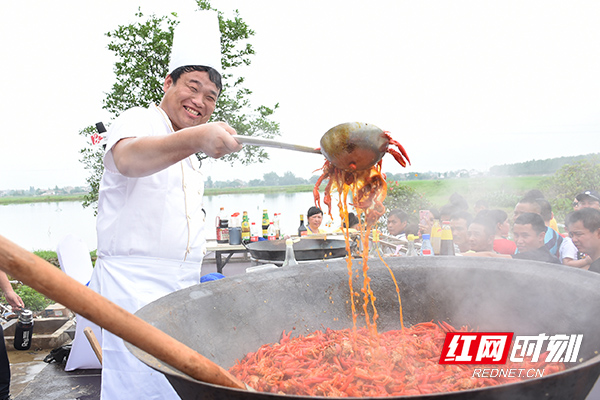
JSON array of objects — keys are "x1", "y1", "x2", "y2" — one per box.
[{"x1": 112, "y1": 121, "x2": 241, "y2": 178}]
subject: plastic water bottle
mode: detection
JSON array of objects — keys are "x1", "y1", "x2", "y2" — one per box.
[
  {"x1": 14, "y1": 309, "x2": 34, "y2": 350},
  {"x1": 421, "y1": 234, "x2": 434, "y2": 256}
]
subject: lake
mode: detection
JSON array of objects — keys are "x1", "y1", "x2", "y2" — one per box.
[{"x1": 0, "y1": 192, "x2": 343, "y2": 252}]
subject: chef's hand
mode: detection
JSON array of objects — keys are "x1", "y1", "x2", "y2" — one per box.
[{"x1": 193, "y1": 122, "x2": 242, "y2": 159}]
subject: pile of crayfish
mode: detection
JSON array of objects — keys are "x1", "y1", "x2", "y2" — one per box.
[{"x1": 229, "y1": 321, "x2": 564, "y2": 397}]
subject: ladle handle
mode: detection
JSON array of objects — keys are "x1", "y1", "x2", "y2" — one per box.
[
  {"x1": 233, "y1": 135, "x2": 321, "y2": 154},
  {"x1": 0, "y1": 235, "x2": 246, "y2": 391}
]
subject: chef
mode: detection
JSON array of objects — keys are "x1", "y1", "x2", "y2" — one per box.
[{"x1": 89, "y1": 11, "x2": 241, "y2": 399}]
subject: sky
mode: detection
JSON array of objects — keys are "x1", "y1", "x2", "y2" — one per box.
[{"x1": 1, "y1": 0, "x2": 600, "y2": 191}]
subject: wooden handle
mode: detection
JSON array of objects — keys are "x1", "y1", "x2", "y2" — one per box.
[
  {"x1": 84, "y1": 327, "x2": 103, "y2": 365},
  {"x1": 0, "y1": 235, "x2": 246, "y2": 390}
]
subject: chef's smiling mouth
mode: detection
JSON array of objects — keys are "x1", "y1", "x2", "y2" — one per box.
[{"x1": 184, "y1": 106, "x2": 200, "y2": 117}]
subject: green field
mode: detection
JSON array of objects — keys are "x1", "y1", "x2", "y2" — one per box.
[
  {"x1": 398, "y1": 176, "x2": 545, "y2": 209},
  {"x1": 1, "y1": 176, "x2": 545, "y2": 210}
]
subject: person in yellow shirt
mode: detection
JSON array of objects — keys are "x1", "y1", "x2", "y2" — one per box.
[{"x1": 306, "y1": 206, "x2": 327, "y2": 234}]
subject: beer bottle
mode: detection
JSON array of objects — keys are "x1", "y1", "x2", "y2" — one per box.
[
  {"x1": 241, "y1": 211, "x2": 250, "y2": 244},
  {"x1": 298, "y1": 214, "x2": 308, "y2": 236},
  {"x1": 262, "y1": 209, "x2": 269, "y2": 239},
  {"x1": 440, "y1": 221, "x2": 455, "y2": 256}
]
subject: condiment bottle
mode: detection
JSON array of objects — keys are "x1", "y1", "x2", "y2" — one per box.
[
  {"x1": 267, "y1": 222, "x2": 276, "y2": 241},
  {"x1": 430, "y1": 219, "x2": 442, "y2": 255},
  {"x1": 14, "y1": 309, "x2": 34, "y2": 351},
  {"x1": 406, "y1": 234, "x2": 418, "y2": 256},
  {"x1": 298, "y1": 214, "x2": 308, "y2": 236},
  {"x1": 250, "y1": 222, "x2": 260, "y2": 242},
  {"x1": 273, "y1": 213, "x2": 281, "y2": 239},
  {"x1": 282, "y1": 239, "x2": 298, "y2": 267},
  {"x1": 440, "y1": 220, "x2": 455, "y2": 256},
  {"x1": 262, "y1": 210, "x2": 270, "y2": 239},
  {"x1": 241, "y1": 211, "x2": 250, "y2": 244},
  {"x1": 421, "y1": 234, "x2": 434, "y2": 256}
]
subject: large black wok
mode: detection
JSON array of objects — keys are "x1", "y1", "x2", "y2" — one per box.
[
  {"x1": 245, "y1": 237, "x2": 348, "y2": 262},
  {"x1": 129, "y1": 257, "x2": 600, "y2": 399}
]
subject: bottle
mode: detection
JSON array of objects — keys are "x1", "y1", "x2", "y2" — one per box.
[
  {"x1": 241, "y1": 211, "x2": 250, "y2": 244},
  {"x1": 216, "y1": 207, "x2": 229, "y2": 243},
  {"x1": 430, "y1": 219, "x2": 442, "y2": 255},
  {"x1": 406, "y1": 234, "x2": 418, "y2": 256},
  {"x1": 298, "y1": 214, "x2": 308, "y2": 236},
  {"x1": 250, "y1": 222, "x2": 260, "y2": 242},
  {"x1": 215, "y1": 207, "x2": 224, "y2": 241},
  {"x1": 218, "y1": 210, "x2": 229, "y2": 244},
  {"x1": 273, "y1": 213, "x2": 281, "y2": 239},
  {"x1": 228, "y1": 212, "x2": 242, "y2": 245},
  {"x1": 262, "y1": 210, "x2": 270, "y2": 239},
  {"x1": 267, "y1": 221, "x2": 276, "y2": 240},
  {"x1": 440, "y1": 220, "x2": 455, "y2": 256},
  {"x1": 14, "y1": 309, "x2": 34, "y2": 351},
  {"x1": 282, "y1": 238, "x2": 299, "y2": 267},
  {"x1": 421, "y1": 234, "x2": 434, "y2": 256}
]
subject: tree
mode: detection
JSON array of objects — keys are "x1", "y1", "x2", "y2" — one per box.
[
  {"x1": 539, "y1": 156, "x2": 600, "y2": 222},
  {"x1": 380, "y1": 180, "x2": 432, "y2": 234},
  {"x1": 79, "y1": 0, "x2": 280, "y2": 210},
  {"x1": 262, "y1": 172, "x2": 280, "y2": 187}
]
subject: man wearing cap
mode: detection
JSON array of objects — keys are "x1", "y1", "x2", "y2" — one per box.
[
  {"x1": 573, "y1": 190, "x2": 600, "y2": 210},
  {"x1": 89, "y1": 12, "x2": 241, "y2": 399},
  {"x1": 566, "y1": 208, "x2": 600, "y2": 274}
]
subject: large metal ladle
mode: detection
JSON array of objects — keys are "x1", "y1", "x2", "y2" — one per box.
[{"x1": 233, "y1": 122, "x2": 389, "y2": 171}]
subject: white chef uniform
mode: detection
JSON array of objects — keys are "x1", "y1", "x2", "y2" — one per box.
[
  {"x1": 92, "y1": 104, "x2": 206, "y2": 400},
  {"x1": 90, "y1": 11, "x2": 222, "y2": 399}
]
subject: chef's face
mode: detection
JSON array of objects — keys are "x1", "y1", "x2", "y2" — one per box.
[
  {"x1": 387, "y1": 215, "x2": 407, "y2": 236},
  {"x1": 513, "y1": 223, "x2": 545, "y2": 253},
  {"x1": 569, "y1": 220, "x2": 600, "y2": 256},
  {"x1": 160, "y1": 71, "x2": 219, "y2": 131}
]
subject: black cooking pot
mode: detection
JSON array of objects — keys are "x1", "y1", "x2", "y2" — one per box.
[
  {"x1": 128, "y1": 257, "x2": 600, "y2": 400},
  {"x1": 244, "y1": 237, "x2": 348, "y2": 262}
]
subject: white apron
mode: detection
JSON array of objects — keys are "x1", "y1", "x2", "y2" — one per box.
[
  {"x1": 93, "y1": 105, "x2": 207, "y2": 399},
  {"x1": 90, "y1": 256, "x2": 201, "y2": 400}
]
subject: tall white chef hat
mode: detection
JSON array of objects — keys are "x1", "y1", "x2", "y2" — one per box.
[{"x1": 168, "y1": 10, "x2": 222, "y2": 77}]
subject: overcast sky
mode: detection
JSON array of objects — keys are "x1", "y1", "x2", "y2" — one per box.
[{"x1": 1, "y1": 0, "x2": 599, "y2": 191}]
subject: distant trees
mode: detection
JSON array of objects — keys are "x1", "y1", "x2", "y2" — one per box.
[
  {"x1": 540, "y1": 156, "x2": 600, "y2": 221},
  {"x1": 490, "y1": 153, "x2": 600, "y2": 176}
]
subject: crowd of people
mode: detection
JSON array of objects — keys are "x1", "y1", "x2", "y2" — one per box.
[{"x1": 384, "y1": 189, "x2": 600, "y2": 274}]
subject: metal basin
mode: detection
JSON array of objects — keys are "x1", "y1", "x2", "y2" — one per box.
[{"x1": 129, "y1": 257, "x2": 600, "y2": 399}]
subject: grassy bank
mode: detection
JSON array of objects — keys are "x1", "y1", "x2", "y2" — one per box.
[
  {"x1": 1, "y1": 176, "x2": 545, "y2": 208},
  {"x1": 0, "y1": 194, "x2": 85, "y2": 205}
]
